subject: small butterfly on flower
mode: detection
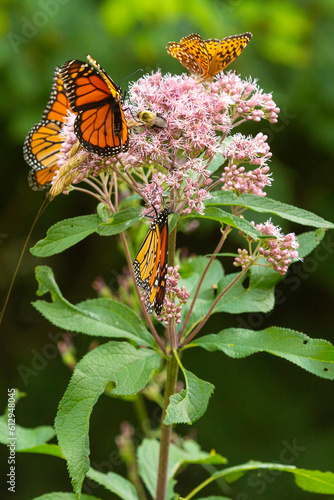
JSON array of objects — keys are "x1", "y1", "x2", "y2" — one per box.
[{"x1": 166, "y1": 32, "x2": 252, "y2": 82}]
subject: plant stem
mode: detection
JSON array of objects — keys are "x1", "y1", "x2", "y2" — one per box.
[
  {"x1": 155, "y1": 353, "x2": 179, "y2": 500},
  {"x1": 133, "y1": 393, "x2": 153, "y2": 437},
  {"x1": 155, "y1": 215, "x2": 179, "y2": 500},
  {"x1": 179, "y1": 225, "x2": 231, "y2": 341},
  {"x1": 184, "y1": 474, "x2": 216, "y2": 499},
  {"x1": 180, "y1": 258, "x2": 255, "y2": 348},
  {"x1": 167, "y1": 222, "x2": 179, "y2": 350}
]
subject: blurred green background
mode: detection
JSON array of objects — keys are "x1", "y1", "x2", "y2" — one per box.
[{"x1": 0, "y1": 0, "x2": 334, "y2": 498}]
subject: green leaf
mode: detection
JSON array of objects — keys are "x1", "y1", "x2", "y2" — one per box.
[
  {"x1": 178, "y1": 256, "x2": 224, "y2": 333},
  {"x1": 33, "y1": 266, "x2": 154, "y2": 347},
  {"x1": 164, "y1": 369, "x2": 214, "y2": 425},
  {"x1": 20, "y1": 444, "x2": 64, "y2": 458},
  {"x1": 97, "y1": 207, "x2": 142, "y2": 235},
  {"x1": 213, "y1": 461, "x2": 334, "y2": 494},
  {"x1": 86, "y1": 468, "x2": 139, "y2": 500},
  {"x1": 192, "y1": 327, "x2": 334, "y2": 379},
  {"x1": 179, "y1": 258, "x2": 280, "y2": 337},
  {"x1": 137, "y1": 439, "x2": 226, "y2": 500},
  {"x1": 196, "y1": 497, "x2": 231, "y2": 500},
  {"x1": 169, "y1": 439, "x2": 227, "y2": 469},
  {"x1": 180, "y1": 256, "x2": 225, "y2": 294},
  {"x1": 117, "y1": 194, "x2": 142, "y2": 210},
  {"x1": 214, "y1": 262, "x2": 281, "y2": 315},
  {"x1": 0, "y1": 415, "x2": 54, "y2": 451},
  {"x1": 137, "y1": 439, "x2": 176, "y2": 500},
  {"x1": 169, "y1": 212, "x2": 180, "y2": 233},
  {"x1": 297, "y1": 228, "x2": 326, "y2": 259},
  {"x1": 205, "y1": 192, "x2": 334, "y2": 228},
  {"x1": 33, "y1": 494, "x2": 102, "y2": 500},
  {"x1": 184, "y1": 206, "x2": 264, "y2": 240},
  {"x1": 294, "y1": 469, "x2": 334, "y2": 493},
  {"x1": 206, "y1": 152, "x2": 226, "y2": 174},
  {"x1": 30, "y1": 215, "x2": 101, "y2": 257},
  {"x1": 55, "y1": 341, "x2": 161, "y2": 497}
]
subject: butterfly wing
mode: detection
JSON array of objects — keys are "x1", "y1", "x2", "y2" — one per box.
[
  {"x1": 23, "y1": 67, "x2": 72, "y2": 190},
  {"x1": 167, "y1": 33, "x2": 209, "y2": 79},
  {"x1": 24, "y1": 120, "x2": 63, "y2": 190},
  {"x1": 154, "y1": 209, "x2": 169, "y2": 315},
  {"x1": 205, "y1": 32, "x2": 252, "y2": 77},
  {"x1": 133, "y1": 208, "x2": 169, "y2": 315},
  {"x1": 134, "y1": 219, "x2": 161, "y2": 314},
  {"x1": 41, "y1": 66, "x2": 71, "y2": 122},
  {"x1": 61, "y1": 56, "x2": 128, "y2": 156}
]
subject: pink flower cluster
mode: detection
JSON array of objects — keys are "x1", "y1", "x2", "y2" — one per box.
[
  {"x1": 222, "y1": 133, "x2": 272, "y2": 165},
  {"x1": 256, "y1": 220, "x2": 299, "y2": 275},
  {"x1": 210, "y1": 72, "x2": 280, "y2": 125},
  {"x1": 118, "y1": 71, "x2": 279, "y2": 213},
  {"x1": 56, "y1": 70, "x2": 280, "y2": 211},
  {"x1": 234, "y1": 220, "x2": 299, "y2": 275},
  {"x1": 233, "y1": 248, "x2": 253, "y2": 269},
  {"x1": 220, "y1": 164, "x2": 271, "y2": 197},
  {"x1": 57, "y1": 112, "x2": 77, "y2": 166},
  {"x1": 157, "y1": 266, "x2": 190, "y2": 325},
  {"x1": 56, "y1": 112, "x2": 109, "y2": 187},
  {"x1": 220, "y1": 133, "x2": 272, "y2": 196},
  {"x1": 141, "y1": 174, "x2": 165, "y2": 212}
]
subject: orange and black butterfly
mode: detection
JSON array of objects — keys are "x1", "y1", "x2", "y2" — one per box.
[
  {"x1": 61, "y1": 55, "x2": 129, "y2": 157},
  {"x1": 24, "y1": 67, "x2": 72, "y2": 190},
  {"x1": 133, "y1": 207, "x2": 170, "y2": 315},
  {"x1": 166, "y1": 32, "x2": 252, "y2": 82}
]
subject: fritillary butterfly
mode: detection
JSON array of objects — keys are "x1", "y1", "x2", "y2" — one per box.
[{"x1": 166, "y1": 32, "x2": 252, "y2": 82}]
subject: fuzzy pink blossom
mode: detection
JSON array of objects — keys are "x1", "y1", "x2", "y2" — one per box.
[
  {"x1": 157, "y1": 266, "x2": 190, "y2": 325},
  {"x1": 234, "y1": 220, "x2": 299, "y2": 275},
  {"x1": 141, "y1": 174, "x2": 165, "y2": 212},
  {"x1": 210, "y1": 73, "x2": 280, "y2": 124},
  {"x1": 233, "y1": 248, "x2": 253, "y2": 269},
  {"x1": 56, "y1": 111, "x2": 107, "y2": 187},
  {"x1": 256, "y1": 220, "x2": 299, "y2": 275},
  {"x1": 220, "y1": 133, "x2": 272, "y2": 196},
  {"x1": 220, "y1": 164, "x2": 272, "y2": 196},
  {"x1": 118, "y1": 71, "x2": 279, "y2": 213},
  {"x1": 222, "y1": 133, "x2": 272, "y2": 166},
  {"x1": 56, "y1": 70, "x2": 279, "y2": 214}
]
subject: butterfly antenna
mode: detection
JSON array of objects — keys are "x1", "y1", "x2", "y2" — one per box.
[
  {"x1": 0, "y1": 196, "x2": 51, "y2": 326},
  {"x1": 121, "y1": 68, "x2": 143, "y2": 88}
]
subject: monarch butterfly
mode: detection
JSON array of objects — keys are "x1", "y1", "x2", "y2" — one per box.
[
  {"x1": 133, "y1": 207, "x2": 170, "y2": 315},
  {"x1": 166, "y1": 32, "x2": 252, "y2": 82},
  {"x1": 24, "y1": 67, "x2": 72, "y2": 190},
  {"x1": 61, "y1": 55, "x2": 129, "y2": 157}
]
